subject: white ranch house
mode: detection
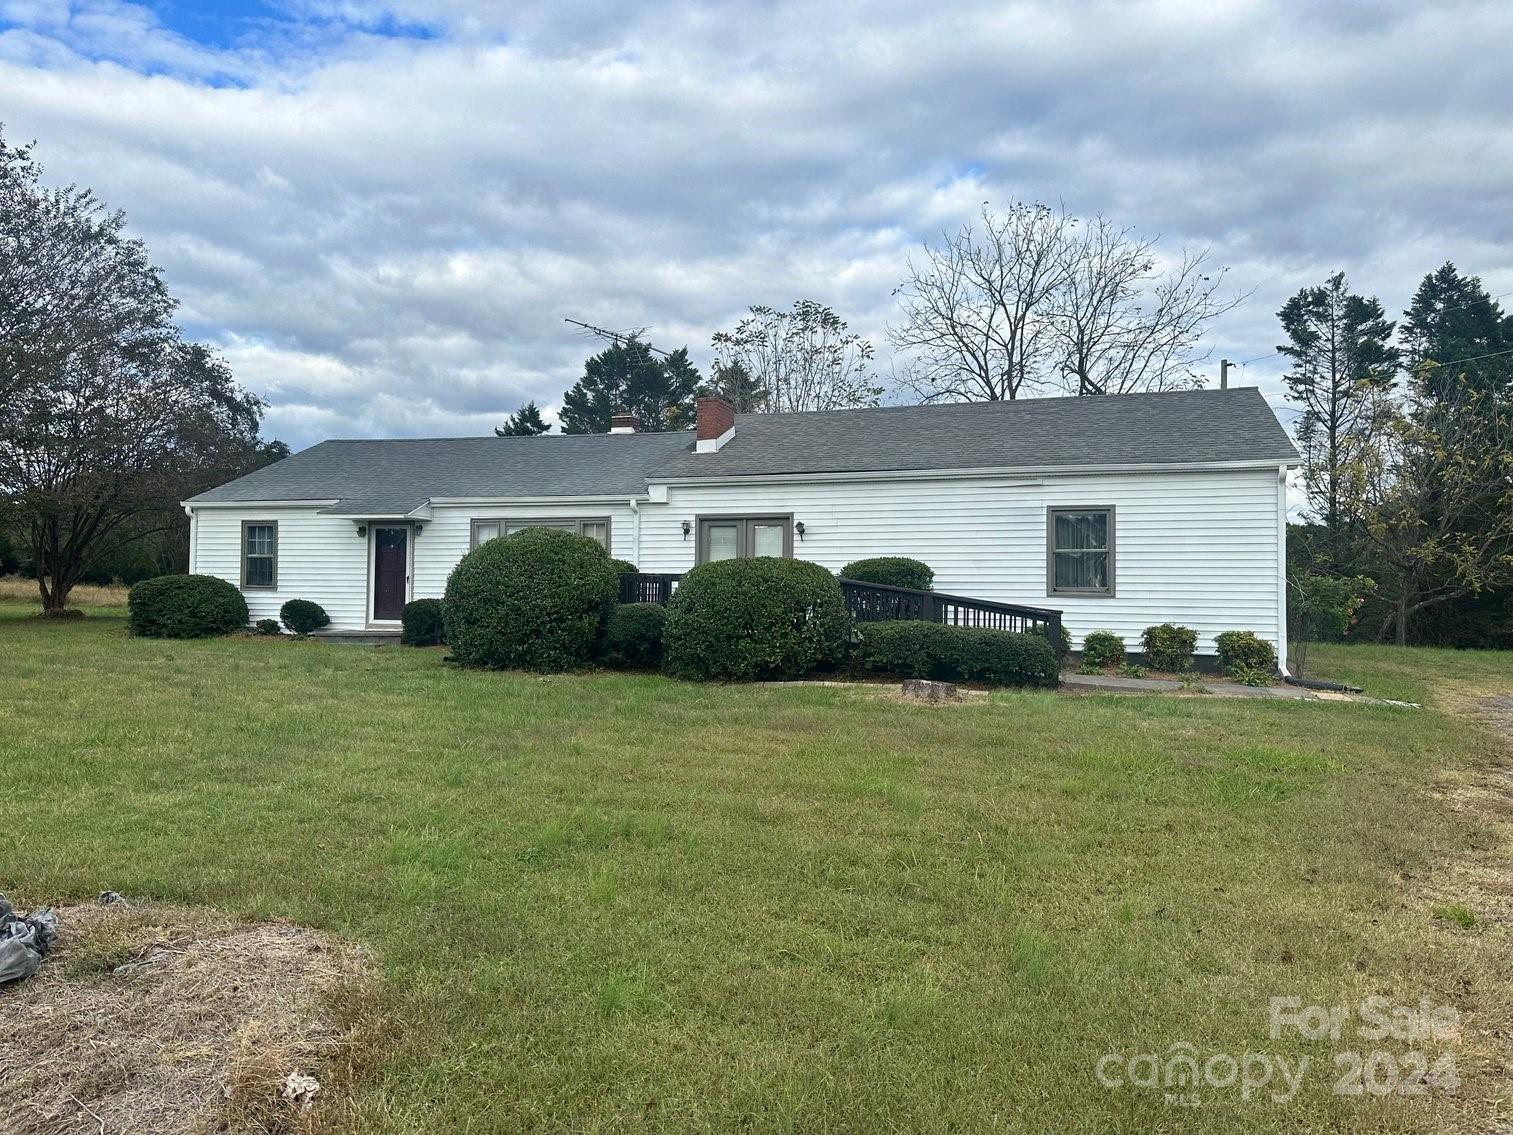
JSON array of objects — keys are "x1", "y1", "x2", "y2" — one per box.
[{"x1": 185, "y1": 388, "x2": 1300, "y2": 660}]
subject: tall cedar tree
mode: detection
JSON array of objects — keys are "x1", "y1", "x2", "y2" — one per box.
[
  {"x1": 1277, "y1": 272, "x2": 1397, "y2": 563},
  {"x1": 559, "y1": 338, "x2": 701, "y2": 433},
  {"x1": 0, "y1": 132, "x2": 279, "y2": 609},
  {"x1": 496, "y1": 400, "x2": 550, "y2": 436},
  {"x1": 1401, "y1": 263, "x2": 1512, "y2": 402}
]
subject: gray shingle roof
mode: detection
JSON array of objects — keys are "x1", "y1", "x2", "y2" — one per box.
[
  {"x1": 188, "y1": 389, "x2": 1297, "y2": 507},
  {"x1": 653, "y1": 388, "x2": 1298, "y2": 479},
  {"x1": 186, "y1": 431, "x2": 692, "y2": 509}
]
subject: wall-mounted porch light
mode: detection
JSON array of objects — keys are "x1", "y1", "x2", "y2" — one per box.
[
  {"x1": 681, "y1": 519, "x2": 692, "y2": 539},
  {"x1": 794, "y1": 521, "x2": 806, "y2": 541}
]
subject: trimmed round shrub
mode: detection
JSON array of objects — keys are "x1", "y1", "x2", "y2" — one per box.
[
  {"x1": 662, "y1": 558, "x2": 849, "y2": 682},
  {"x1": 443, "y1": 527, "x2": 618, "y2": 671},
  {"x1": 840, "y1": 556, "x2": 934, "y2": 592},
  {"x1": 1080, "y1": 629, "x2": 1125, "y2": 670},
  {"x1": 1215, "y1": 630, "x2": 1278, "y2": 682},
  {"x1": 610, "y1": 558, "x2": 638, "y2": 575},
  {"x1": 128, "y1": 574, "x2": 248, "y2": 639},
  {"x1": 253, "y1": 618, "x2": 282, "y2": 636},
  {"x1": 401, "y1": 598, "x2": 445, "y2": 646},
  {"x1": 854, "y1": 621, "x2": 1059, "y2": 688},
  {"x1": 1141, "y1": 623, "x2": 1197, "y2": 672},
  {"x1": 601, "y1": 603, "x2": 666, "y2": 669},
  {"x1": 280, "y1": 598, "x2": 329, "y2": 635}
]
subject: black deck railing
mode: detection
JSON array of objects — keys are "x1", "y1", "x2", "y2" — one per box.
[
  {"x1": 838, "y1": 577, "x2": 1063, "y2": 649},
  {"x1": 619, "y1": 572, "x2": 682, "y2": 605},
  {"x1": 618, "y1": 571, "x2": 1062, "y2": 650}
]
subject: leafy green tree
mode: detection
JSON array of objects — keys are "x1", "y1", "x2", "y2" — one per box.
[
  {"x1": 559, "y1": 337, "x2": 701, "y2": 434},
  {"x1": 1277, "y1": 272, "x2": 1397, "y2": 562},
  {"x1": 496, "y1": 400, "x2": 550, "y2": 436},
  {"x1": 0, "y1": 131, "x2": 281, "y2": 609},
  {"x1": 1344, "y1": 377, "x2": 1513, "y2": 645}
]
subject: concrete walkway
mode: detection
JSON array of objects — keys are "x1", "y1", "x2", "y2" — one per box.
[{"x1": 1061, "y1": 671, "x2": 1410, "y2": 705}]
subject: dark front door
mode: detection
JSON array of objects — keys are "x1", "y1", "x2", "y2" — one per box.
[{"x1": 373, "y1": 527, "x2": 408, "y2": 621}]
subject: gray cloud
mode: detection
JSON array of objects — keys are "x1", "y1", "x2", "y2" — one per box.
[{"x1": 2, "y1": 0, "x2": 1510, "y2": 450}]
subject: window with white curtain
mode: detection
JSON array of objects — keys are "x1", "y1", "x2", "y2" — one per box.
[{"x1": 1047, "y1": 507, "x2": 1114, "y2": 596}]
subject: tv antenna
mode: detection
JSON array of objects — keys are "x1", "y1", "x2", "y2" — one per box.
[{"x1": 563, "y1": 317, "x2": 672, "y2": 358}]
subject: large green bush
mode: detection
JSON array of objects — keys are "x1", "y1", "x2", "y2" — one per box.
[
  {"x1": 854, "y1": 621, "x2": 1059, "y2": 688},
  {"x1": 840, "y1": 556, "x2": 935, "y2": 592},
  {"x1": 1215, "y1": 630, "x2": 1278, "y2": 683},
  {"x1": 610, "y1": 558, "x2": 638, "y2": 575},
  {"x1": 601, "y1": 603, "x2": 666, "y2": 669},
  {"x1": 279, "y1": 598, "x2": 329, "y2": 635},
  {"x1": 128, "y1": 574, "x2": 248, "y2": 638},
  {"x1": 662, "y1": 558, "x2": 849, "y2": 681},
  {"x1": 401, "y1": 598, "x2": 445, "y2": 646},
  {"x1": 1080, "y1": 630, "x2": 1125, "y2": 670},
  {"x1": 1140, "y1": 623, "x2": 1197, "y2": 672},
  {"x1": 443, "y1": 527, "x2": 618, "y2": 671}
]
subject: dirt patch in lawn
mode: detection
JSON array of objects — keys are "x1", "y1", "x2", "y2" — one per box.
[{"x1": 0, "y1": 900, "x2": 375, "y2": 1134}]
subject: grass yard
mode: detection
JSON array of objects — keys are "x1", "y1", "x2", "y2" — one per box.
[{"x1": 1, "y1": 603, "x2": 1510, "y2": 1132}]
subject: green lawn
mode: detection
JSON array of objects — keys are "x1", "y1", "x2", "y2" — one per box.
[{"x1": 1, "y1": 605, "x2": 1509, "y2": 1132}]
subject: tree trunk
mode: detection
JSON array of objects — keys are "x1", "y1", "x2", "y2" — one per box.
[{"x1": 1395, "y1": 594, "x2": 1408, "y2": 647}]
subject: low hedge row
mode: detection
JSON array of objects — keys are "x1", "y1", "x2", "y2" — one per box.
[
  {"x1": 854, "y1": 621, "x2": 1060, "y2": 688},
  {"x1": 401, "y1": 598, "x2": 445, "y2": 646},
  {"x1": 601, "y1": 603, "x2": 666, "y2": 669}
]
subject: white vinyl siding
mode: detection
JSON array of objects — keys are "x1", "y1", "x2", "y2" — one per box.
[
  {"x1": 634, "y1": 467, "x2": 1284, "y2": 655},
  {"x1": 187, "y1": 466, "x2": 1286, "y2": 653},
  {"x1": 192, "y1": 507, "x2": 369, "y2": 628}
]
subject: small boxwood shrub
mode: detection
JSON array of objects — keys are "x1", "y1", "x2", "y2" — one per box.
[
  {"x1": 854, "y1": 621, "x2": 1059, "y2": 688},
  {"x1": 840, "y1": 556, "x2": 935, "y2": 592},
  {"x1": 280, "y1": 598, "x2": 329, "y2": 635},
  {"x1": 1141, "y1": 623, "x2": 1197, "y2": 672},
  {"x1": 1215, "y1": 630, "x2": 1278, "y2": 683},
  {"x1": 401, "y1": 598, "x2": 444, "y2": 646},
  {"x1": 1080, "y1": 629, "x2": 1125, "y2": 670},
  {"x1": 128, "y1": 574, "x2": 248, "y2": 639},
  {"x1": 662, "y1": 558, "x2": 849, "y2": 682},
  {"x1": 601, "y1": 603, "x2": 666, "y2": 669},
  {"x1": 253, "y1": 618, "x2": 282, "y2": 636},
  {"x1": 610, "y1": 558, "x2": 638, "y2": 575},
  {"x1": 443, "y1": 527, "x2": 618, "y2": 672}
]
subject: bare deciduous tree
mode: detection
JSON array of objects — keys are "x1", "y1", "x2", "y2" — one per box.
[
  {"x1": 888, "y1": 202, "x2": 1243, "y2": 402},
  {"x1": 712, "y1": 300, "x2": 880, "y2": 413}
]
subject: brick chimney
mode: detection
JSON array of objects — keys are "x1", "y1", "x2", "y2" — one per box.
[
  {"x1": 609, "y1": 413, "x2": 640, "y2": 434},
  {"x1": 695, "y1": 396, "x2": 735, "y2": 453}
]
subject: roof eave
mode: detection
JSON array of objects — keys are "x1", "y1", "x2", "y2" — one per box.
[{"x1": 647, "y1": 456, "x2": 1301, "y2": 487}]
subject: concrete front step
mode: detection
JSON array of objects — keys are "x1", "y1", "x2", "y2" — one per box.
[{"x1": 310, "y1": 627, "x2": 402, "y2": 646}]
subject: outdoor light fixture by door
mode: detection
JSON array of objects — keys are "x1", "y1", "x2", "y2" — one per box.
[
  {"x1": 794, "y1": 521, "x2": 806, "y2": 541},
  {"x1": 681, "y1": 520, "x2": 692, "y2": 539}
]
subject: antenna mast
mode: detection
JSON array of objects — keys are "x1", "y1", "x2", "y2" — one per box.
[{"x1": 563, "y1": 317, "x2": 672, "y2": 358}]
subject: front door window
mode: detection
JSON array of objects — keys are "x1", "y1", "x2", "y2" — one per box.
[{"x1": 697, "y1": 517, "x2": 791, "y2": 563}]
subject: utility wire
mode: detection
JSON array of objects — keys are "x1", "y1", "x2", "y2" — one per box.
[
  {"x1": 1235, "y1": 285, "x2": 1513, "y2": 368},
  {"x1": 563, "y1": 317, "x2": 672, "y2": 358}
]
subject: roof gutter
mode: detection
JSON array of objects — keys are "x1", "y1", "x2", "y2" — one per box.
[{"x1": 647, "y1": 457, "x2": 1300, "y2": 489}]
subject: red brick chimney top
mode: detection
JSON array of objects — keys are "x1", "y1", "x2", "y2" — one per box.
[{"x1": 695, "y1": 397, "x2": 735, "y2": 443}]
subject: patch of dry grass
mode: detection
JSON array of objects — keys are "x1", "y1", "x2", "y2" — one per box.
[
  {"x1": 0, "y1": 576, "x2": 129, "y2": 607},
  {"x1": 0, "y1": 901, "x2": 373, "y2": 1135}
]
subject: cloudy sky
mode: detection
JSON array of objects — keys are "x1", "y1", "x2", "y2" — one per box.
[{"x1": 2, "y1": 0, "x2": 1510, "y2": 451}]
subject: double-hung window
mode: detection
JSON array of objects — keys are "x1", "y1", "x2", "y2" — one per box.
[
  {"x1": 470, "y1": 517, "x2": 611, "y2": 551},
  {"x1": 1047, "y1": 507, "x2": 1114, "y2": 596},
  {"x1": 696, "y1": 516, "x2": 791, "y2": 563},
  {"x1": 241, "y1": 521, "x2": 278, "y2": 589}
]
